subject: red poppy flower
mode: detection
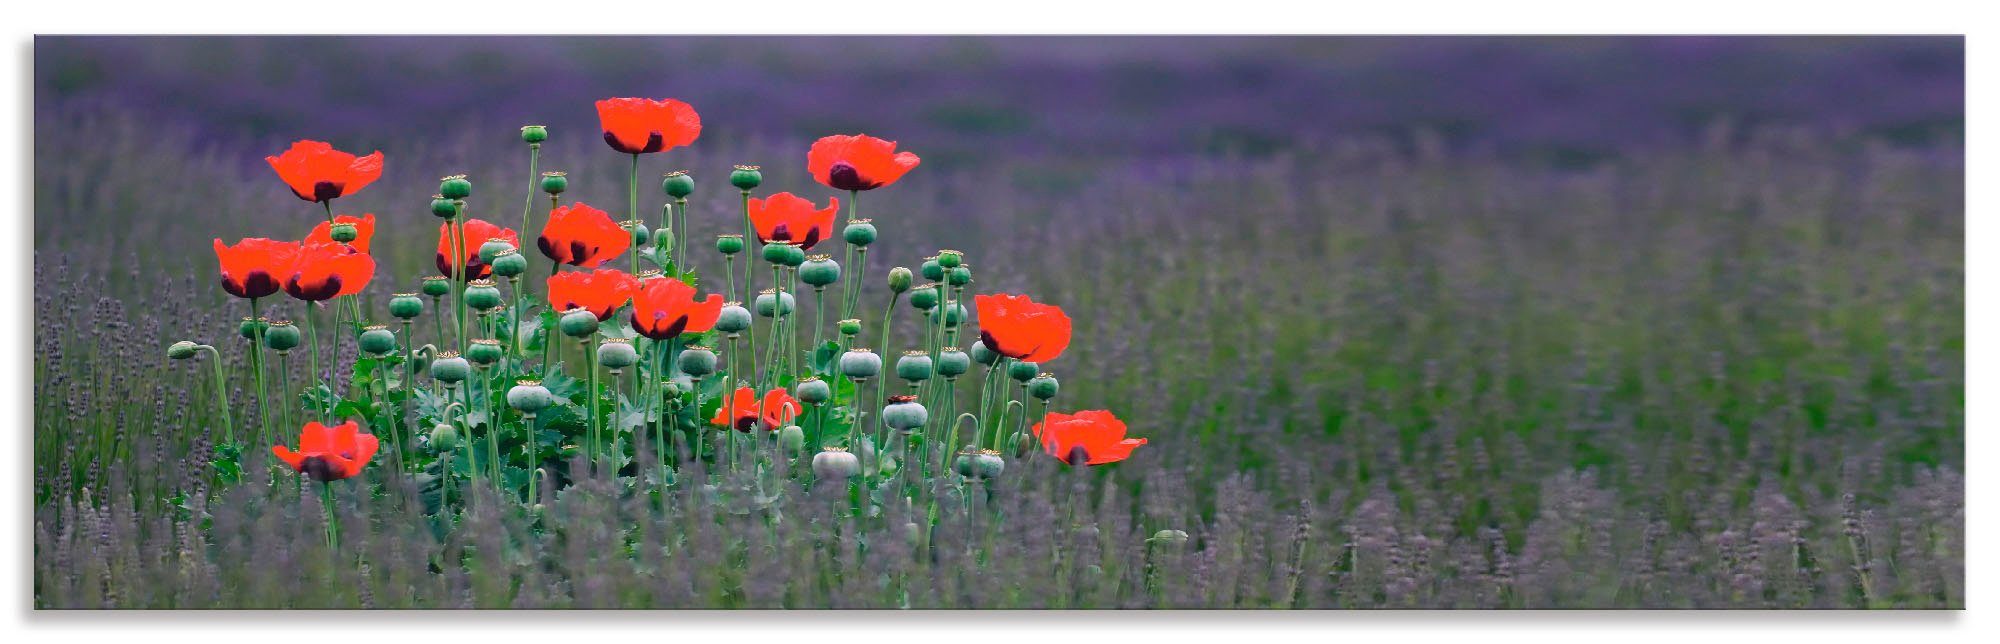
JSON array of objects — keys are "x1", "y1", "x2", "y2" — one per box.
[
  {"x1": 747, "y1": 192, "x2": 840, "y2": 250},
  {"x1": 436, "y1": 219, "x2": 521, "y2": 280},
  {"x1": 546, "y1": 268, "x2": 640, "y2": 321},
  {"x1": 711, "y1": 386, "x2": 801, "y2": 432},
  {"x1": 305, "y1": 213, "x2": 377, "y2": 253},
  {"x1": 973, "y1": 293, "x2": 1073, "y2": 363},
  {"x1": 807, "y1": 134, "x2": 921, "y2": 191},
  {"x1": 595, "y1": 97, "x2": 702, "y2": 154},
  {"x1": 213, "y1": 238, "x2": 299, "y2": 300},
  {"x1": 285, "y1": 241, "x2": 377, "y2": 301},
  {"x1": 272, "y1": 420, "x2": 381, "y2": 481},
  {"x1": 1032, "y1": 410, "x2": 1146, "y2": 466},
  {"x1": 266, "y1": 140, "x2": 384, "y2": 203},
  {"x1": 631, "y1": 276, "x2": 724, "y2": 340},
  {"x1": 537, "y1": 202, "x2": 630, "y2": 268}
]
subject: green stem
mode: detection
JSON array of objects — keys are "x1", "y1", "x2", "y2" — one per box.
[
  {"x1": 304, "y1": 304, "x2": 323, "y2": 422},
  {"x1": 277, "y1": 352, "x2": 295, "y2": 436},
  {"x1": 585, "y1": 338, "x2": 601, "y2": 466},
  {"x1": 629, "y1": 154, "x2": 640, "y2": 276},
  {"x1": 197, "y1": 345, "x2": 235, "y2": 445},
  {"x1": 247, "y1": 298, "x2": 270, "y2": 447},
  {"x1": 521, "y1": 143, "x2": 541, "y2": 284},
  {"x1": 317, "y1": 481, "x2": 340, "y2": 549}
]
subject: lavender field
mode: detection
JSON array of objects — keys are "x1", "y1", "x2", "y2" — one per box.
[{"x1": 31, "y1": 36, "x2": 1963, "y2": 609}]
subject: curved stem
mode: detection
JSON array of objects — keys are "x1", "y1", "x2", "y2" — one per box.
[{"x1": 196, "y1": 345, "x2": 235, "y2": 445}]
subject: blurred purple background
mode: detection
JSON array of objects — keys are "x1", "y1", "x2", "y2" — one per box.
[{"x1": 35, "y1": 36, "x2": 1962, "y2": 167}]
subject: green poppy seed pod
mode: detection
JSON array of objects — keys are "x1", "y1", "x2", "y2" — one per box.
[
  {"x1": 762, "y1": 242, "x2": 792, "y2": 264},
  {"x1": 812, "y1": 447, "x2": 860, "y2": 479},
  {"x1": 948, "y1": 265, "x2": 973, "y2": 287},
  {"x1": 921, "y1": 257, "x2": 943, "y2": 281},
  {"x1": 430, "y1": 352, "x2": 471, "y2": 384},
  {"x1": 716, "y1": 234, "x2": 745, "y2": 255},
  {"x1": 729, "y1": 165, "x2": 763, "y2": 191},
  {"x1": 714, "y1": 303, "x2": 752, "y2": 333},
  {"x1": 438, "y1": 174, "x2": 472, "y2": 200},
  {"x1": 796, "y1": 377, "x2": 832, "y2": 405},
  {"x1": 839, "y1": 348, "x2": 882, "y2": 380},
  {"x1": 896, "y1": 351, "x2": 933, "y2": 382},
  {"x1": 1008, "y1": 360, "x2": 1039, "y2": 382},
  {"x1": 937, "y1": 249, "x2": 963, "y2": 269},
  {"x1": 167, "y1": 341, "x2": 199, "y2": 360},
  {"x1": 429, "y1": 424, "x2": 458, "y2": 451},
  {"x1": 936, "y1": 349, "x2": 971, "y2": 378},
  {"x1": 521, "y1": 124, "x2": 548, "y2": 144},
  {"x1": 838, "y1": 318, "x2": 862, "y2": 337},
  {"x1": 662, "y1": 170, "x2": 695, "y2": 199},
  {"x1": 621, "y1": 219, "x2": 650, "y2": 247},
  {"x1": 464, "y1": 280, "x2": 504, "y2": 311},
  {"x1": 478, "y1": 238, "x2": 517, "y2": 264},
  {"x1": 843, "y1": 219, "x2": 877, "y2": 246},
  {"x1": 507, "y1": 379, "x2": 555, "y2": 413},
  {"x1": 782, "y1": 244, "x2": 807, "y2": 267},
  {"x1": 909, "y1": 284, "x2": 940, "y2": 310},
  {"x1": 420, "y1": 275, "x2": 451, "y2": 298},
  {"x1": 540, "y1": 171, "x2": 568, "y2": 195},
  {"x1": 491, "y1": 249, "x2": 527, "y2": 278},
  {"x1": 238, "y1": 317, "x2": 266, "y2": 340},
  {"x1": 466, "y1": 338, "x2": 504, "y2": 366},
  {"x1": 389, "y1": 293, "x2": 425, "y2": 319},
  {"x1": 430, "y1": 196, "x2": 458, "y2": 219},
  {"x1": 970, "y1": 341, "x2": 999, "y2": 366},
  {"x1": 800, "y1": 255, "x2": 841, "y2": 287},
  {"x1": 940, "y1": 303, "x2": 967, "y2": 328},
  {"x1": 779, "y1": 425, "x2": 806, "y2": 455},
  {"x1": 882, "y1": 394, "x2": 928, "y2": 431},
  {"x1": 559, "y1": 308, "x2": 600, "y2": 338},
  {"x1": 954, "y1": 449, "x2": 981, "y2": 478},
  {"x1": 597, "y1": 338, "x2": 639, "y2": 370},
  {"x1": 357, "y1": 325, "x2": 397, "y2": 355},
  {"x1": 677, "y1": 345, "x2": 717, "y2": 377},
  {"x1": 263, "y1": 321, "x2": 302, "y2": 352},
  {"x1": 975, "y1": 450, "x2": 1006, "y2": 479},
  {"x1": 888, "y1": 266, "x2": 913, "y2": 293},
  {"x1": 328, "y1": 223, "x2": 359, "y2": 244},
  {"x1": 754, "y1": 290, "x2": 795, "y2": 318},
  {"x1": 1028, "y1": 373, "x2": 1060, "y2": 400}
]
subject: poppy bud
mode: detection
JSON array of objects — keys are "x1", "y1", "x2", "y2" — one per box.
[
  {"x1": 1028, "y1": 373, "x2": 1060, "y2": 400},
  {"x1": 921, "y1": 257, "x2": 943, "y2": 281},
  {"x1": 838, "y1": 318, "x2": 863, "y2": 337},
  {"x1": 839, "y1": 348, "x2": 882, "y2": 380},
  {"x1": 1149, "y1": 529, "x2": 1191, "y2": 546},
  {"x1": 677, "y1": 345, "x2": 717, "y2": 376},
  {"x1": 329, "y1": 222, "x2": 359, "y2": 244},
  {"x1": 597, "y1": 338, "x2": 638, "y2": 370},
  {"x1": 954, "y1": 449, "x2": 981, "y2": 478},
  {"x1": 796, "y1": 377, "x2": 832, "y2": 405},
  {"x1": 882, "y1": 394, "x2": 928, "y2": 431},
  {"x1": 1011, "y1": 431, "x2": 1037, "y2": 458},
  {"x1": 491, "y1": 249, "x2": 527, "y2": 278},
  {"x1": 937, "y1": 249, "x2": 963, "y2": 269},
  {"x1": 896, "y1": 351, "x2": 933, "y2": 382},
  {"x1": 478, "y1": 238, "x2": 517, "y2": 264},
  {"x1": 800, "y1": 255, "x2": 841, "y2": 287},
  {"x1": 238, "y1": 317, "x2": 267, "y2": 340},
  {"x1": 621, "y1": 219, "x2": 650, "y2": 247},
  {"x1": 464, "y1": 279, "x2": 504, "y2": 312},
  {"x1": 653, "y1": 226, "x2": 674, "y2": 254},
  {"x1": 716, "y1": 234, "x2": 745, "y2": 255},
  {"x1": 438, "y1": 174, "x2": 472, "y2": 200},
  {"x1": 559, "y1": 308, "x2": 600, "y2": 338},
  {"x1": 940, "y1": 303, "x2": 966, "y2": 328},
  {"x1": 909, "y1": 284, "x2": 940, "y2": 310},
  {"x1": 715, "y1": 303, "x2": 752, "y2": 333},
  {"x1": 936, "y1": 349, "x2": 971, "y2": 378},
  {"x1": 430, "y1": 351, "x2": 471, "y2": 384},
  {"x1": 1009, "y1": 360, "x2": 1039, "y2": 382},
  {"x1": 843, "y1": 219, "x2": 877, "y2": 247},
  {"x1": 465, "y1": 338, "x2": 503, "y2": 366},
  {"x1": 420, "y1": 275, "x2": 451, "y2": 298},
  {"x1": 429, "y1": 424, "x2": 458, "y2": 451},
  {"x1": 167, "y1": 341, "x2": 199, "y2": 360},
  {"x1": 358, "y1": 325, "x2": 397, "y2": 355},
  {"x1": 430, "y1": 196, "x2": 458, "y2": 219},
  {"x1": 975, "y1": 449, "x2": 1006, "y2": 479},
  {"x1": 263, "y1": 321, "x2": 302, "y2": 352},
  {"x1": 662, "y1": 170, "x2": 695, "y2": 199},
  {"x1": 762, "y1": 242, "x2": 793, "y2": 265},
  {"x1": 888, "y1": 267, "x2": 913, "y2": 293},
  {"x1": 508, "y1": 379, "x2": 555, "y2": 413},
  {"x1": 754, "y1": 289, "x2": 795, "y2": 318},
  {"x1": 540, "y1": 171, "x2": 568, "y2": 195},
  {"x1": 779, "y1": 425, "x2": 806, "y2": 454},
  {"x1": 970, "y1": 342, "x2": 999, "y2": 366},
  {"x1": 811, "y1": 447, "x2": 860, "y2": 479},
  {"x1": 662, "y1": 376, "x2": 691, "y2": 398},
  {"x1": 729, "y1": 165, "x2": 762, "y2": 191}
]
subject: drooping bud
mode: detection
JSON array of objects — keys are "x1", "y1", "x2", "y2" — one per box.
[
  {"x1": 882, "y1": 394, "x2": 928, "y2": 431},
  {"x1": 263, "y1": 320, "x2": 302, "y2": 352},
  {"x1": 754, "y1": 289, "x2": 795, "y2": 318},
  {"x1": 716, "y1": 234, "x2": 745, "y2": 256},
  {"x1": 714, "y1": 303, "x2": 752, "y2": 334},
  {"x1": 779, "y1": 425, "x2": 806, "y2": 454},
  {"x1": 839, "y1": 348, "x2": 882, "y2": 380},
  {"x1": 540, "y1": 171, "x2": 568, "y2": 195},
  {"x1": 389, "y1": 293, "x2": 424, "y2": 319},
  {"x1": 1009, "y1": 360, "x2": 1039, "y2": 382},
  {"x1": 429, "y1": 424, "x2": 459, "y2": 451},
  {"x1": 464, "y1": 279, "x2": 504, "y2": 312},
  {"x1": 558, "y1": 308, "x2": 600, "y2": 338},
  {"x1": 909, "y1": 283, "x2": 941, "y2": 310},
  {"x1": 329, "y1": 222, "x2": 359, "y2": 244},
  {"x1": 430, "y1": 351, "x2": 471, "y2": 384},
  {"x1": 620, "y1": 219, "x2": 650, "y2": 248},
  {"x1": 838, "y1": 318, "x2": 862, "y2": 337},
  {"x1": 896, "y1": 351, "x2": 933, "y2": 382},
  {"x1": 478, "y1": 237, "x2": 517, "y2": 264},
  {"x1": 520, "y1": 124, "x2": 548, "y2": 144},
  {"x1": 936, "y1": 249, "x2": 963, "y2": 269},
  {"x1": 887, "y1": 266, "x2": 913, "y2": 293},
  {"x1": 358, "y1": 325, "x2": 397, "y2": 355},
  {"x1": 662, "y1": 170, "x2": 695, "y2": 199},
  {"x1": 490, "y1": 249, "x2": 527, "y2": 278},
  {"x1": 420, "y1": 275, "x2": 451, "y2": 298},
  {"x1": 167, "y1": 341, "x2": 199, "y2": 360},
  {"x1": 1028, "y1": 373, "x2": 1060, "y2": 400},
  {"x1": 796, "y1": 377, "x2": 832, "y2": 405},
  {"x1": 430, "y1": 195, "x2": 458, "y2": 219},
  {"x1": 597, "y1": 338, "x2": 638, "y2": 370},
  {"x1": 970, "y1": 341, "x2": 999, "y2": 366},
  {"x1": 1149, "y1": 529, "x2": 1191, "y2": 546},
  {"x1": 936, "y1": 349, "x2": 971, "y2": 378},
  {"x1": 843, "y1": 219, "x2": 877, "y2": 247},
  {"x1": 507, "y1": 378, "x2": 555, "y2": 413},
  {"x1": 438, "y1": 174, "x2": 472, "y2": 200},
  {"x1": 811, "y1": 447, "x2": 860, "y2": 479},
  {"x1": 677, "y1": 345, "x2": 717, "y2": 376},
  {"x1": 729, "y1": 164, "x2": 763, "y2": 191},
  {"x1": 800, "y1": 255, "x2": 841, "y2": 287}
]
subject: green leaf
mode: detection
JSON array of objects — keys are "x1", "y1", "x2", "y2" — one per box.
[{"x1": 811, "y1": 341, "x2": 842, "y2": 376}]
